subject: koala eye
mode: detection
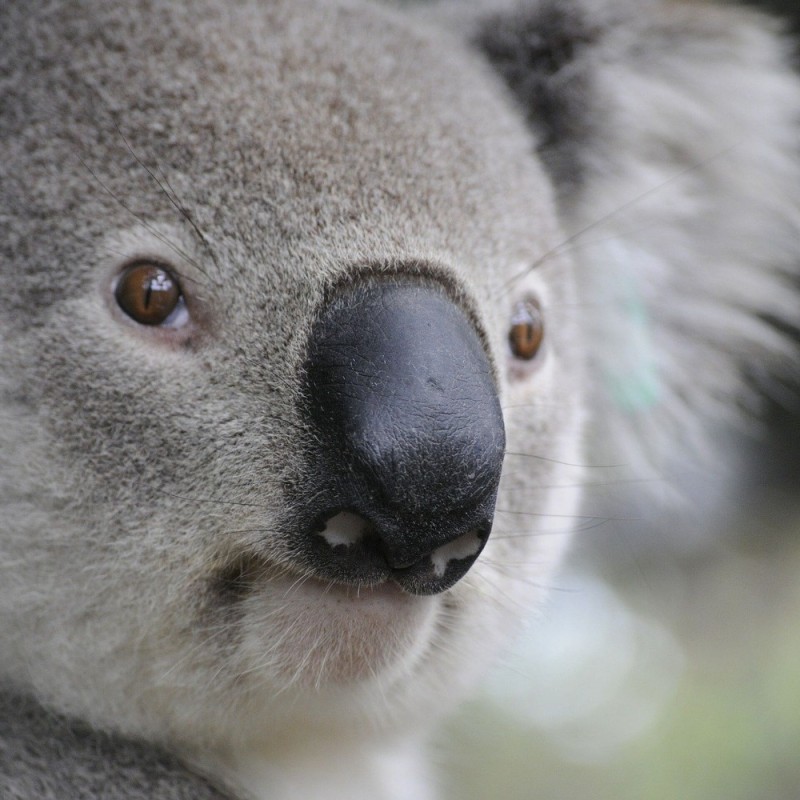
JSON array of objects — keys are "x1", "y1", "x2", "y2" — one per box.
[
  {"x1": 508, "y1": 300, "x2": 544, "y2": 361},
  {"x1": 114, "y1": 262, "x2": 188, "y2": 328}
]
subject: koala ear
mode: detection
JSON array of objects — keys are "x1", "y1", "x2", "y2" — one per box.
[
  {"x1": 477, "y1": 0, "x2": 800, "y2": 487},
  {"x1": 474, "y1": 0, "x2": 606, "y2": 195}
]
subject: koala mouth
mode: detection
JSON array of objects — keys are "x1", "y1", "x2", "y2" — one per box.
[
  {"x1": 212, "y1": 551, "x2": 408, "y2": 608},
  {"x1": 213, "y1": 509, "x2": 488, "y2": 604},
  {"x1": 321, "y1": 510, "x2": 485, "y2": 577},
  {"x1": 311, "y1": 510, "x2": 488, "y2": 595}
]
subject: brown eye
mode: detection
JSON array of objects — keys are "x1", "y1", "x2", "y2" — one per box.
[
  {"x1": 508, "y1": 300, "x2": 544, "y2": 360},
  {"x1": 115, "y1": 262, "x2": 185, "y2": 327}
]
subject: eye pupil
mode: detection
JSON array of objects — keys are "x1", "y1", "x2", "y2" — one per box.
[
  {"x1": 116, "y1": 262, "x2": 182, "y2": 326},
  {"x1": 509, "y1": 301, "x2": 544, "y2": 361}
]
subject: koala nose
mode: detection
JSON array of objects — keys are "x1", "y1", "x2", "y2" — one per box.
[{"x1": 301, "y1": 279, "x2": 505, "y2": 595}]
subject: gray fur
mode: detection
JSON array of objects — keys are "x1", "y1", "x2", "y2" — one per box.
[
  {"x1": 0, "y1": 0, "x2": 798, "y2": 798},
  {"x1": 0, "y1": 690, "x2": 228, "y2": 800}
]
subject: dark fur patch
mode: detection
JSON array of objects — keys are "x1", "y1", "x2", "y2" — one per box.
[
  {"x1": 475, "y1": 0, "x2": 602, "y2": 193},
  {"x1": 211, "y1": 554, "x2": 273, "y2": 604},
  {"x1": 0, "y1": 690, "x2": 230, "y2": 799}
]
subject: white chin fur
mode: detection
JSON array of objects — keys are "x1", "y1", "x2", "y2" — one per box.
[{"x1": 236, "y1": 571, "x2": 440, "y2": 690}]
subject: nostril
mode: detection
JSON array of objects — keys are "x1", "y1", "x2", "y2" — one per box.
[
  {"x1": 310, "y1": 508, "x2": 492, "y2": 595},
  {"x1": 429, "y1": 529, "x2": 485, "y2": 578},
  {"x1": 388, "y1": 523, "x2": 491, "y2": 596},
  {"x1": 318, "y1": 511, "x2": 372, "y2": 548}
]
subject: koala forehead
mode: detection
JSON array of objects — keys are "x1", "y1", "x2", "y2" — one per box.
[{"x1": 1, "y1": 0, "x2": 564, "y2": 325}]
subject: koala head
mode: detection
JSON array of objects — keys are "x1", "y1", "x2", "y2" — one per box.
[
  {"x1": 0, "y1": 0, "x2": 585, "y2": 752},
  {"x1": 0, "y1": 0, "x2": 798, "y2": 790}
]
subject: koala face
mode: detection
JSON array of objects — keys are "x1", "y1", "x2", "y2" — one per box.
[
  {"x1": 0, "y1": 0, "x2": 582, "y2": 753},
  {"x1": 3, "y1": 1, "x2": 799, "y2": 796}
]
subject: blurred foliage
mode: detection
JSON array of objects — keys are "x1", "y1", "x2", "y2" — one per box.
[
  {"x1": 437, "y1": 369, "x2": 800, "y2": 800},
  {"x1": 439, "y1": 524, "x2": 800, "y2": 800}
]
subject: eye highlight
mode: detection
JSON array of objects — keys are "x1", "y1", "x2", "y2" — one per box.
[
  {"x1": 114, "y1": 262, "x2": 187, "y2": 327},
  {"x1": 508, "y1": 300, "x2": 544, "y2": 361}
]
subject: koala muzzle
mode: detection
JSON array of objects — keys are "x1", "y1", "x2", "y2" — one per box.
[{"x1": 301, "y1": 279, "x2": 505, "y2": 595}]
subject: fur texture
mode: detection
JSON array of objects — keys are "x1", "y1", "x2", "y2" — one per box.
[{"x1": 0, "y1": 1, "x2": 798, "y2": 798}]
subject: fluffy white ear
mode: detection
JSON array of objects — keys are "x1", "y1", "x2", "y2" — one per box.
[{"x1": 477, "y1": 0, "x2": 800, "y2": 488}]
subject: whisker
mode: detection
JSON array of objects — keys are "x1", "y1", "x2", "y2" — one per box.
[
  {"x1": 504, "y1": 450, "x2": 626, "y2": 468},
  {"x1": 154, "y1": 159, "x2": 224, "y2": 279},
  {"x1": 466, "y1": 570, "x2": 531, "y2": 614},
  {"x1": 498, "y1": 476, "x2": 665, "y2": 491},
  {"x1": 490, "y1": 518, "x2": 615, "y2": 538},
  {"x1": 497, "y1": 143, "x2": 741, "y2": 296},
  {"x1": 79, "y1": 157, "x2": 213, "y2": 282},
  {"x1": 494, "y1": 507, "x2": 640, "y2": 523},
  {"x1": 113, "y1": 122, "x2": 221, "y2": 281}
]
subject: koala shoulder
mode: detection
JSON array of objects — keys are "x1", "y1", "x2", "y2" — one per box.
[{"x1": 0, "y1": 690, "x2": 228, "y2": 800}]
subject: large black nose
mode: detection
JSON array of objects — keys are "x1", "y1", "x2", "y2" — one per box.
[{"x1": 300, "y1": 278, "x2": 505, "y2": 595}]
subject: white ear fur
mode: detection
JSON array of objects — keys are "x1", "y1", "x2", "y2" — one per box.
[
  {"x1": 574, "y1": 3, "x2": 800, "y2": 486},
  {"x1": 477, "y1": 0, "x2": 800, "y2": 489}
]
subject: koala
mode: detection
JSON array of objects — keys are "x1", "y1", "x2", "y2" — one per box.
[{"x1": 1, "y1": 0, "x2": 798, "y2": 798}]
